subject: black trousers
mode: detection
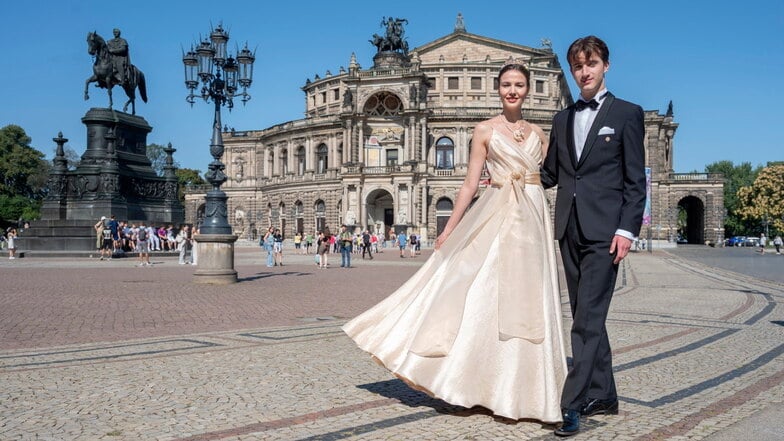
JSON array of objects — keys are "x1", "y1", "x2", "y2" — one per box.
[{"x1": 559, "y1": 203, "x2": 619, "y2": 411}]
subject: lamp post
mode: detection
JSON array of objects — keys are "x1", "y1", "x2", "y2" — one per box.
[
  {"x1": 714, "y1": 206, "x2": 727, "y2": 247},
  {"x1": 183, "y1": 24, "x2": 255, "y2": 284}
]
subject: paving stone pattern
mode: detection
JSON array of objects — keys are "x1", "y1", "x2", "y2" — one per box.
[{"x1": 0, "y1": 247, "x2": 782, "y2": 440}]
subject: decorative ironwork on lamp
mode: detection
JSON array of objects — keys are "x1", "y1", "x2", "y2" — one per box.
[{"x1": 182, "y1": 24, "x2": 256, "y2": 235}]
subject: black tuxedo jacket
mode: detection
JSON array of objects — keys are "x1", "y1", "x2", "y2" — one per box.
[{"x1": 541, "y1": 92, "x2": 646, "y2": 241}]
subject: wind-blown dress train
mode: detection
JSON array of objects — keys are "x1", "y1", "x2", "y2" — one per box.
[{"x1": 343, "y1": 130, "x2": 567, "y2": 422}]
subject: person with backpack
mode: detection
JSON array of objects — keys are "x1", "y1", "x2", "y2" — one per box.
[
  {"x1": 397, "y1": 231, "x2": 407, "y2": 258},
  {"x1": 362, "y1": 230, "x2": 373, "y2": 260},
  {"x1": 136, "y1": 221, "x2": 151, "y2": 267},
  {"x1": 94, "y1": 216, "x2": 113, "y2": 261}
]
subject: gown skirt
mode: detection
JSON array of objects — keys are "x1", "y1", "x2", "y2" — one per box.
[{"x1": 343, "y1": 130, "x2": 567, "y2": 423}]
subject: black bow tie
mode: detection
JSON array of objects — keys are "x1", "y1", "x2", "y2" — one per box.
[{"x1": 574, "y1": 99, "x2": 599, "y2": 111}]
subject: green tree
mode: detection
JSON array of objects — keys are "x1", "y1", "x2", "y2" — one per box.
[
  {"x1": 737, "y1": 164, "x2": 784, "y2": 235},
  {"x1": 146, "y1": 143, "x2": 179, "y2": 176},
  {"x1": 63, "y1": 146, "x2": 81, "y2": 171},
  {"x1": 0, "y1": 125, "x2": 50, "y2": 221},
  {"x1": 704, "y1": 160, "x2": 761, "y2": 236},
  {"x1": 175, "y1": 168, "x2": 206, "y2": 204}
]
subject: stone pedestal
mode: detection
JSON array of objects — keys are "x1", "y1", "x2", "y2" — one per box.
[
  {"x1": 21, "y1": 108, "x2": 185, "y2": 254},
  {"x1": 192, "y1": 234, "x2": 238, "y2": 284},
  {"x1": 372, "y1": 51, "x2": 409, "y2": 69}
]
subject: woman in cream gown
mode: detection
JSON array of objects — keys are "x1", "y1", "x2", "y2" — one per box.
[{"x1": 343, "y1": 63, "x2": 567, "y2": 423}]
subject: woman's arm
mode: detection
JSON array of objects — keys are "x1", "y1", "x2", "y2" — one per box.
[{"x1": 434, "y1": 122, "x2": 491, "y2": 249}]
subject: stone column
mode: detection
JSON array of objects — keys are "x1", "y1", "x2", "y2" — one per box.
[
  {"x1": 420, "y1": 117, "x2": 428, "y2": 165},
  {"x1": 410, "y1": 116, "x2": 419, "y2": 161},
  {"x1": 357, "y1": 183, "x2": 364, "y2": 229}
]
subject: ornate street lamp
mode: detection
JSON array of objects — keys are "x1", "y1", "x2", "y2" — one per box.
[{"x1": 182, "y1": 24, "x2": 255, "y2": 284}]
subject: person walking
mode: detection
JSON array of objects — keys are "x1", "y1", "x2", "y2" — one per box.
[
  {"x1": 362, "y1": 230, "x2": 374, "y2": 260},
  {"x1": 261, "y1": 227, "x2": 275, "y2": 268},
  {"x1": 6, "y1": 227, "x2": 17, "y2": 259},
  {"x1": 397, "y1": 231, "x2": 407, "y2": 258},
  {"x1": 294, "y1": 232, "x2": 302, "y2": 254},
  {"x1": 305, "y1": 232, "x2": 314, "y2": 254},
  {"x1": 339, "y1": 225, "x2": 353, "y2": 268},
  {"x1": 273, "y1": 228, "x2": 284, "y2": 266},
  {"x1": 177, "y1": 225, "x2": 192, "y2": 265},
  {"x1": 773, "y1": 235, "x2": 782, "y2": 254},
  {"x1": 136, "y1": 221, "x2": 151, "y2": 267},
  {"x1": 317, "y1": 229, "x2": 331, "y2": 269},
  {"x1": 541, "y1": 36, "x2": 647, "y2": 436}
]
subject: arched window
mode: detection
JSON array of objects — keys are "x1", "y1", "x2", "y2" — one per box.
[
  {"x1": 436, "y1": 198, "x2": 454, "y2": 211},
  {"x1": 317, "y1": 144, "x2": 328, "y2": 174},
  {"x1": 279, "y1": 202, "x2": 287, "y2": 237},
  {"x1": 296, "y1": 146, "x2": 306, "y2": 175},
  {"x1": 435, "y1": 137, "x2": 455, "y2": 170},
  {"x1": 337, "y1": 142, "x2": 343, "y2": 166},
  {"x1": 363, "y1": 91, "x2": 403, "y2": 116},
  {"x1": 294, "y1": 201, "x2": 304, "y2": 235},
  {"x1": 315, "y1": 200, "x2": 326, "y2": 233},
  {"x1": 280, "y1": 148, "x2": 288, "y2": 175}
]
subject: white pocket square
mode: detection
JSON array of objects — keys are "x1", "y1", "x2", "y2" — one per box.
[{"x1": 598, "y1": 127, "x2": 615, "y2": 135}]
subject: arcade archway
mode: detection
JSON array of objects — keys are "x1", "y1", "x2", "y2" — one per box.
[
  {"x1": 366, "y1": 189, "x2": 394, "y2": 236},
  {"x1": 678, "y1": 196, "x2": 705, "y2": 244}
]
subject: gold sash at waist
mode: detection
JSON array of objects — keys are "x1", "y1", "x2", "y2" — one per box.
[{"x1": 490, "y1": 170, "x2": 541, "y2": 188}]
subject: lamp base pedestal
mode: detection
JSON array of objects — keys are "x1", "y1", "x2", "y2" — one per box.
[{"x1": 192, "y1": 233, "x2": 238, "y2": 284}]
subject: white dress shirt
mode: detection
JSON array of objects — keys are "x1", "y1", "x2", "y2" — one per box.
[{"x1": 573, "y1": 89, "x2": 608, "y2": 160}]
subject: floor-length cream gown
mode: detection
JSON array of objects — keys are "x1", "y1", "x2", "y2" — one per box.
[{"x1": 343, "y1": 129, "x2": 567, "y2": 423}]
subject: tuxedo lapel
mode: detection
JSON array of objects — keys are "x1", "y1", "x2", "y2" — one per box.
[
  {"x1": 577, "y1": 93, "x2": 615, "y2": 169},
  {"x1": 565, "y1": 107, "x2": 578, "y2": 169}
]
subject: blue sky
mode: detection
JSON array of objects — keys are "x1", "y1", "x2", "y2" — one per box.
[{"x1": 2, "y1": 0, "x2": 782, "y2": 173}]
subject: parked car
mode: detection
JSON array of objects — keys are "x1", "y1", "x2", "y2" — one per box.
[
  {"x1": 727, "y1": 236, "x2": 746, "y2": 247},
  {"x1": 744, "y1": 237, "x2": 760, "y2": 247}
]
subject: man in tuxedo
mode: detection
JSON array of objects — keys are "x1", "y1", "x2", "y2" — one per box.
[{"x1": 541, "y1": 35, "x2": 646, "y2": 437}]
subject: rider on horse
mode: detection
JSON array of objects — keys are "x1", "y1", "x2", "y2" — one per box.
[{"x1": 107, "y1": 28, "x2": 131, "y2": 85}]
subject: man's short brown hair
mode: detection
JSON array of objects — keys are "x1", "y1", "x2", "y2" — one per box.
[{"x1": 567, "y1": 35, "x2": 610, "y2": 67}]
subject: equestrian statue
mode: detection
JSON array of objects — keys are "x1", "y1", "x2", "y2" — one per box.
[
  {"x1": 85, "y1": 28, "x2": 147, "y2": 115},
  {"x1": 369, "y1": 17, "x2": 409, "y2": 54}
]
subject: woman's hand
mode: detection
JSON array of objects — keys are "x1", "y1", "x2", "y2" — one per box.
[{"x1": 435, "y1": 231, "x2": 450, "y2": 250}]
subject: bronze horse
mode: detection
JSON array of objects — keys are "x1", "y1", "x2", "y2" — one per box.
[{"x1": 85, "y1": 31, "x2": 147, "y2": 114}]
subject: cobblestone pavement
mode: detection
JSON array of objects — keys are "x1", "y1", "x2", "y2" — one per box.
[{"x1": 1, "y1": 246, "x2": 782, "y2": 440}]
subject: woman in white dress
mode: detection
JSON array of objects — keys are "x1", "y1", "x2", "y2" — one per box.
[{"x1": 343, "y1": 63, "x2": 567, "y2": 423}]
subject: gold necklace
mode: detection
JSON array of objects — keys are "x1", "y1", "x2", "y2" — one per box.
[{"x1": 502, "y1": 117, "x2": 526, "y2": 142}]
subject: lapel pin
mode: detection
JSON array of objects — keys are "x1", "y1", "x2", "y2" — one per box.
[{"x1": 605, "y1": 136, "x2": 611, "y2": 142}]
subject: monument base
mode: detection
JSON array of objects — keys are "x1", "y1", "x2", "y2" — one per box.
[
  {"x1": 372, "y1": 51, "x2": 409, "y2": 69},
  {"x1": 192, "y1": 234, "x2": 238, "y2": 284},
  {"x1": 18, "y1": 219, "x2": 98, "y2": 254}
]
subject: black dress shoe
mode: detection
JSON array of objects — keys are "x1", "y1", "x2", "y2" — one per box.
[
  {"x1": 554, "y1": 409, "x2": 580, "y2": 437},
  {"x1": 580, "y1": 398, "x2": 619, "y2": 417}
]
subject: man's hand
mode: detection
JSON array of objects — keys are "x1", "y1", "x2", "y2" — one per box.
[{"x1": 610, "y1": 235, "x2": 633, "y2": 264}]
